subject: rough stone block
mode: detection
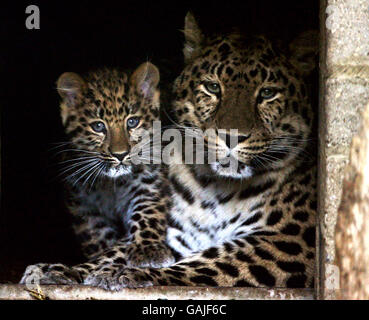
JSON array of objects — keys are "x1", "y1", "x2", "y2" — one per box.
[
  {"x1": 335, "y1": 101, "x2": 369, "y2": 300},
  {"x1": 325, "y1": 79, "x2": 369, "y2": 153},
  {"x1": 326, "y1": 0, "x2": 369, "y2": 64},
  {"x1": 318, "y1": 0, "x2": 369, "y2": 299}
]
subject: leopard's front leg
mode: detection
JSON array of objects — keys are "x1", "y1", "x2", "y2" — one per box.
[
  {"x1": 85, "y1": 234, "x2": 314, "y2": 290},
  {"x1": 122, "y1": 178, "x2": 175, "y2": 268},
  {"x1": 67, "y1": 197, "x2": 122, "y2": 260}
]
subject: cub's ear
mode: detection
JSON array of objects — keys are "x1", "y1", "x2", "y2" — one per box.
[
  {"x1": 56, "y1": 72, "x2": 86, "y2": 107},
  {"x1": 183, "y1": 11, "x2": 204, "y2": 64},
  {"x1": 130, "y1": 62, "x2": 160, "y2": 98},
  {"x1": 289, "y1": 30, "x2": 319, "y2": 76}
]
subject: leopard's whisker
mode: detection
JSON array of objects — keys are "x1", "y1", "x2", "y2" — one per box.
[
  {"x1": 62, "y1": 160, "x2": 99, "y2": 182},
  {"x1": 82, "y1": 162, "x2": 105, "y2": 189},
  {"x1": 72, "y1": 161, "x2": 102, "y2": 187},
  {"x1": 89, "y1": 163, "x2": 106, "y2": 192},
  {"x1": 55, "y1": 148, "x2": 101, "y2": 156},
  {"x1": 57, "y1": 159, "x2": 98, "y2": 178},
  {"x1": 57, "y1": 156, "x2": 99, "y2": 165}
]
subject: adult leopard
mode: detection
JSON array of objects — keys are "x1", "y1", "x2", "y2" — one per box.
[{"x1": 21, "y1": 13, "x2": 317, "y2": 289}]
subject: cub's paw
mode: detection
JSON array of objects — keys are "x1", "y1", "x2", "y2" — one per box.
[
  {"x1": 126, "y1": 241, "x2": 175, "y2": 268},
  {"x1": 84, "y1": 267, "x2": 154, "y2": 291},
  {"x1": 20, "y1": 263, "x2": 81, "y2": 285}
]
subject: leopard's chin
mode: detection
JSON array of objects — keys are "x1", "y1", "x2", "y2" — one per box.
[
  {"x1": 103, "y1": 164, "x2": 132, "y2": 178},
  {"x1": 209, "y1": 157, "x2": 253, "y2": 179}
]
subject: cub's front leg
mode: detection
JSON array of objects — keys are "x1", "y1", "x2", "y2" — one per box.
[
  {"x1": 113, "y1": 169, "x2": 175, "y2": 268},
  {"x1": 70, "y1": 212, "x2": 122, "y2": 260},
  {"x1": 119, "y1": 194, "x2": 175, "y2": 268}
]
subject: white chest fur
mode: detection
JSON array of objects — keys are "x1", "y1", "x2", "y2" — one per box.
[{"x1": 166, "y1": 164, "x2": 270, "y2": 257}]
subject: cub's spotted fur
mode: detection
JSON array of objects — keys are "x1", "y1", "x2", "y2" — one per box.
[{"x1": 20, "y1": 63, "x2": 175, "y2": 285}]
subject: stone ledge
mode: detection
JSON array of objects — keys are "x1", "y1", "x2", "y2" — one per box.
[{"x1": 0, "y1": 285, "x2": 314, "y2": 300}]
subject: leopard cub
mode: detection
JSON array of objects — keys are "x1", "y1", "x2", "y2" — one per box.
[{"x1": 20, "y1": 62, "x2": 174, "y2": 285}]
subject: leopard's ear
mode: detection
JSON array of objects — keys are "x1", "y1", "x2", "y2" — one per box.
[
  {"x1": 289, "y1": 30, "x2": 319, "y2": 76},
  {"x1": 130, "y1": 62, "x2": 160, "y2": 99},
  {"x1": 56, "y1": 72, "x2": 86, "y2": 107},
  {"x1": 183, "y1": 12, "x2": 204, "y2": 64}
]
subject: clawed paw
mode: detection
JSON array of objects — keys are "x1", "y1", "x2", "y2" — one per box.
[
  {"x1": 84, "y1": 268, "x2": 154, "y2": 290},
  {"x1": 20, "y1": 263, "x2": 81, "y2": 285},
  {"x1": 126, "y1": 241, "x2": 175, "y2": 268}
]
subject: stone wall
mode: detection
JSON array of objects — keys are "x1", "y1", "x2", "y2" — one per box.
[
  {"x1": 318, "y1": 0, "x2": 369, "y2": 299},
  {"x1": 335, "y1": 101, "x2": 369, "y2": 300}
]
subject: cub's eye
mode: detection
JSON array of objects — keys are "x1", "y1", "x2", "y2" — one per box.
[
  {"x1": 90, "y1": 121, "x2": 106, "y2": 133},
  {"x1": 204, "y1": 82, "x2": 221, "y2": 94},
  {"x1": 259, "y1": 88, "x2": 277, "y2": 99},
  {"x1": 127, "y1": 117, "x2": 140, "y2": 129}
]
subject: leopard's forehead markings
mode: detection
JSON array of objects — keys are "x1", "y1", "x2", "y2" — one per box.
[
  {"x1": 82, "y1": 69, "x2": 132, "y2": 122},
  {"x1": 193, "y1": 35, "x2": 285, "y2": 82}
]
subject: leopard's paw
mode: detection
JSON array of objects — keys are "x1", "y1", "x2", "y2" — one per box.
[
  {"x1": 126, "y1": 241, "x2": 175, "y2": 268},
  {"x1": 20, "y1": 263, "x2": 81, "y2": 285},
  {"x1": 84, "y1": 267, "x2": 154, "y2": 291}
]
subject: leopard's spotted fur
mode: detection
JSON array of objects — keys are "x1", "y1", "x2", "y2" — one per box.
[{"x1": 21, "y1": 13, "x2": 318, "y2": 290}]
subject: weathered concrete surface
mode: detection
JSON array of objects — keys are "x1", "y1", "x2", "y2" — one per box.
[
  {"x1": 318, "y1": 0, "x2": 369, "y2": 299},
  {"x1": 0, "y1": 285, "x2": 314, "y2": 300},
  {"x1": 335, "y1": 101, "x2": 369, "y2": 300}
]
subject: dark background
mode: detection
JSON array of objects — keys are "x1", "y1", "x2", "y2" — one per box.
[{"x1": 1, "y1": 0, "x2": 319, "y2": 283}]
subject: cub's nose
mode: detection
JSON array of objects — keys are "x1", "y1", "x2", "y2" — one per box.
[{"x1": 110, "y1": 151, "x2": 129, "y2": 161}]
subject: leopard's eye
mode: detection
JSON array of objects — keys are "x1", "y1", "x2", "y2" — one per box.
[
  {"x1": 205, "y1": 82, "x2": 221, "y2": 94},
  {"x1": 259, "y1": 88, "x2": 277, "y2": 99},
  {"x1": 90, "y1": 121, "x2": 106, "y2": 133},
  {"x1": 127, "y1": 117, "x2": 140, "y2": 129}
]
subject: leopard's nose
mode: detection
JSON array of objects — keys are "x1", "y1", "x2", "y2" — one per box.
[
  {"x1": 110, "y1": 150, "x2": 129, "y2": 161},
  {"x1": 218, "y1": 131, "x2": 250, "y2": 148}
]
